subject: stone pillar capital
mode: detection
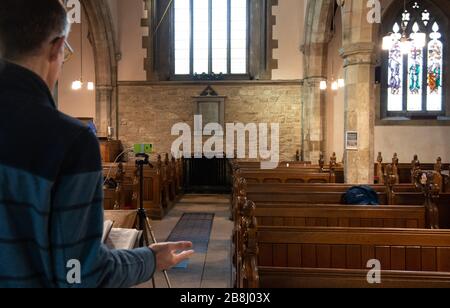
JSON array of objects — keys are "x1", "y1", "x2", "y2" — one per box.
[
  {"x1": 96, "y1": 85, "x2": 114, "y2": 92},
  {"x1": 303, "y1": 76, "x2": 327, "y2": 87},
  {"x1": 339, "y1": 42, "x2": 377, "y2": 67}
]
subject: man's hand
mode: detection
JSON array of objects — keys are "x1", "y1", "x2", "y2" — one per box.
[{"x1": 150, "y1": 241, "x2": 194, "y2": 271}]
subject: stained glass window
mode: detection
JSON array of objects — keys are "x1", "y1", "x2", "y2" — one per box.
[
  {"x1": 384, "y1": 1, "x2": 445, "y2": 116},
  {"x1": 387, "y1": 23, "x2": 403, "y2": 111},
  {"x1": 174, "y1": 0, "x2": 249, "y2": 76},
  {"x1": 427, "y1": 22, "x2": 443, "y2": 111},
  {"x1": 407, "y1": 23, "x2": 423, "y2": 111}
]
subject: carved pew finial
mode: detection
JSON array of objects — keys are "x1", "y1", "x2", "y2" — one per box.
[
  {"x1": 412, "y1": 154, "x2": 420, "y2": 168},
  {"x1": 376, "y1": 152, "x2": 383, "y2": 184},
  {"x1": 413, "y1": 170, "x2": 440, "y2": 229},
  {"x1": 392, "y1": 153, "x2": 399, "y2": 165},
  {"x1": 411, "y1": 154, "x2": 421, "y2": 184},
  {"x1": 157, "y1": 154, "x2": 162, "y2": 166},
  {"x1": 319, "y1": 153, "x2": 325, "y2": 171},
  {"x1": 377, "y1": 152, "x2": 383, "y2": 164},
  {"x1": 330, "y1": 153, "x2": 337, "y2": 170},
  {"x1": 392, "y1": 153, "x2": 399, "y2": 184},
  {"x1": 238, "y1": 199, "x2": 258, "y2": 289},
  {"x1": 384, "y1": 163, "x2": 397, "y2": 204},
  {"x1": 164, "y1": 153, "x2": 170, "y2": 165},
  {"x1": 113, "y1": 163, "x2": 125, "y2": 210},
  {"x1": 384, "y1": 164, "x2": 394, "y2": 183},
  {"x1": 435, "y1": 157, "x2": 442, "y2": 173},
  {"x1": 433, "y1": 157, "x2": 444, "y2": 194}
]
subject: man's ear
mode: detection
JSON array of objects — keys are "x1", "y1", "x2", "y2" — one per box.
[{"x1": 49, "y1": 37, "x2": 65, "y2": 62}]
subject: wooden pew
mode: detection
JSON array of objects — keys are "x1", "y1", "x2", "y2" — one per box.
[
  {"x1": 255, "y1": 204, "x2": 427, "y2": 229},
  {"x1": 103, "y1": 161, "x2": 167, "y2": 220},
  {"x1": 243, "y1": 183, "x2": 389, "y2": 205},
  {"x1": 164, "y1": 153, "x2": 177, "y2": 203},
  {"x1": 258, "y1": 268, "x2": 450, "y2": 288},
  {"x1": 173, "y1": 156, "x2": 184, "y2": 194},
  {"x1": 121, "y1": 163, "x2": 166, "y2": 219},
  {"x1": 102, "y1": 163, "x2": 125, "y2": 210},
  {"x1": 230, "y1": 181, "x2": 389, "y2": 221},
  {"x1": 256, "y1": 226, "x2": 450, "y2": 288},
  {"x1": 233, "y1": 198, "x2": 450, "y2": 288},
  {"x1": 236, "y1": 169, "x2": 336, "y2": 184},
  {"x1": 232, "y1": 153, "x2": 345, "y2": 184},
  {"x1": 234, "y1": 168, "x2": 445, "y2": 228},
  {"x1": 103, "y1": 163, "x2": 138, "y2": 210},
  {"x1": 375, "y1": 153, "x2": 449, "y2": 185},
  {"x1": 102, "y1": 152, "x2": 185, "y2": 220},
  {"x1": 438, "y1": 192, "x2": 450, "y2": 229},
  {"x1": 388, "y1": 167, "x2": 450, "y2": 229}
]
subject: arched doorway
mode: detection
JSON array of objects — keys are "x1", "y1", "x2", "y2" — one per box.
[
  {"x1": 80, "y1": 0, "x2": 118, "y2": 138},
  {"x1": 302, "y1": 0, "x2": 379, "y2": 184}
]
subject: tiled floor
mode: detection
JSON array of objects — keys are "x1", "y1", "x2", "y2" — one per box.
[{"x1": 137, "y1": 194, "x2": 233, "y2": 289}]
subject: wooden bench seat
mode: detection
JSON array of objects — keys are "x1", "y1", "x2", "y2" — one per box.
[
  {"x1": 255, "y1": 226, "x2": 450, "y2": 288},
  {"x1": 257, "y1": 226, "x2": 450, "y2": 270},
  {"x1": 255, "y1": 204, "x2": 427, "y2": 229},
  {"x1": 233, "y1": 199, "x2": 450, "y2": 288},
  {"x1": 258, "y1": 267, "x2": 450, "y2": 288},
  {"x1": 246, "y1": 185, "x2": 388, "y2": 204},
  {"x1": 233, "y1": 161, "x2": 345, "y2": 184},
  {"x1": 233, "y1": 180, "x2": 443, "y2": 228},
  {"x1": 236, "y1": 169, "x2": 336, "y2": 184},
  {"x1": 103, "y1": 163, "x2": 137, "y2": 210},
  {"x1": 102, "y1": 155, "x2": 184, "y2": 219}
]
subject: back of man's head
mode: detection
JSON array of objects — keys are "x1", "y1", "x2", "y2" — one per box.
[{"x1": 0, "y1": 0, "x2": 68, "y2": 61}]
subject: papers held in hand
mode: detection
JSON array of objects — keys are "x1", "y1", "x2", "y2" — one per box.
[
  {"x1": 102, "y1": 220, "x2": 114, "y2": 243},
  {"x1": 102, "y1": 220, "x2": 143, "y2": 250}
]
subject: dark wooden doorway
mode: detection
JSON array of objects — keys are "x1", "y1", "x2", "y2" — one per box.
[{"x1": 183, "y1": 155, "x2": 232, "y2": 194}]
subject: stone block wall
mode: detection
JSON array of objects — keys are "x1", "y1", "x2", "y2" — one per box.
[{"x1": 118, "y1": 82, "x2": 302, "y2": 161}]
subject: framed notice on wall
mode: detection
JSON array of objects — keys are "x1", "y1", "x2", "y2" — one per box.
[
  {"x1": 193, "y1": 86, "x2": 226, "y2": 136},
  {"x1": 345, "y1": 131, "x2": 358, "y2": 150}
]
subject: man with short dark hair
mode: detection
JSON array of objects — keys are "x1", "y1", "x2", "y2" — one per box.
[{"x1": 0, "y1": 0, "x2": 193, "y2": 288}]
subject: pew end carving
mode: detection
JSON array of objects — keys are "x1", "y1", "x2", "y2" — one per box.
[
  {"x1": 233, "y1": 197, "x2": 259, "y2": 289},
  {"x1": 413, "y1": 169, "x2": 441, "y2": 229},
  {"x1": 376, "y1": 152, "x2": 384, "y2": 185},
  {"x1": 319, "y1": 153, "x2": 325, "y2": 171}
]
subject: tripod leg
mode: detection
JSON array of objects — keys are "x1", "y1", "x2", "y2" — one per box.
[
  {"x1": 140, "y1": 220, "x2": 156, "y2": 288},
  {"x1": 145, "y1": 218, "x2": 172, "y2": 289}
]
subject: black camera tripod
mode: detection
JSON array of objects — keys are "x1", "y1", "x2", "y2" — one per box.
[{"x1": 135, "y1": 153, "x2": 172, "y2": 288}]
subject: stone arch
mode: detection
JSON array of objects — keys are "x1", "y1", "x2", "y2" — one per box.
[
  {"x1": 302, "y1": 0, "x2": 381, "y2": 183},
  {"x1": 80, "y1": 0, "x2": 118, "y2": 138},
  {"x1": 301, "y1": 0, "x2": 336, "y2": 162}
]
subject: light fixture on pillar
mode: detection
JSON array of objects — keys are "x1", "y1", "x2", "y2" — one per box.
[
  {"x1": 331, "y1": 80, "x2": 339, "y2": 91},
  {"x1": 71, "y1": 80, "x2": 82, "y2": 90},
  {"x1": 71, "y1": 13, "x2": 94, "y2": 91},
  {"x1": 320, "y1": 80, "x2": 328, "y2": 91},
  {"x1": 338, "y1": 78, "x2": 345, "y2": 88},
  {"x1": 382, "y1": 0, "x2": 426, "y2": 53}
]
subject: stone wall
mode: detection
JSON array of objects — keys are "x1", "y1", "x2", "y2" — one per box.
[{"x1": 118, "y1": 82, "x2": 302, "y2": 161}]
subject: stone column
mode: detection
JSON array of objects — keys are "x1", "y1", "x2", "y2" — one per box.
[
  {"x1": 301, "y1": 33, "x2": 329, "y2": 162},
  {"x1": 341, "y1": 43, "x2": 376, "y2": 184},
  {"x1": 302, "y1": 76, "x2": 326, "y2": 163},
  {"x1": 95, "y1": 85, "x2": 113, "y2": 138}
]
